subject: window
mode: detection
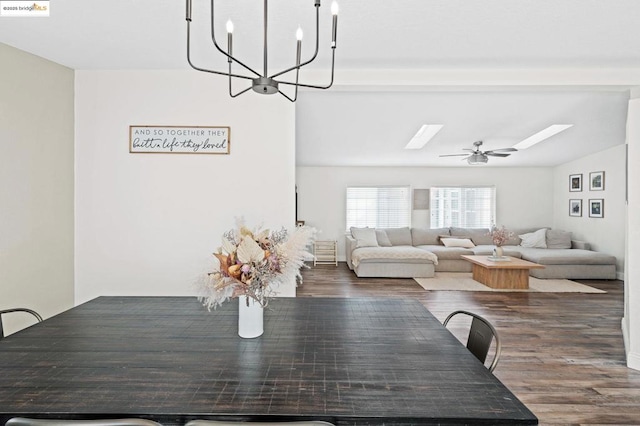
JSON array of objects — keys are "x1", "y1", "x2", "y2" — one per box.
[
  {"x1": 346, "y1": 186, "x2": 411, "y2": 230},
  {"x1": 430, "y1": 186, "x2": 495, "y2": 228}
]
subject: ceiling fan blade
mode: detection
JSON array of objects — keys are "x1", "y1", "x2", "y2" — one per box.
[
  {"x1": 439, "y1": 153, "x2": 470, "y2": 157},
  {"x1": 485, "y1": 152, "x2": 511, "y2": 157},
  {"x1": 490, "y1": 147, "x2": 518, "y2": 152}
]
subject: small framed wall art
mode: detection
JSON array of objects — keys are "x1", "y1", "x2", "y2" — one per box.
[
  {"x1": 589, "y1": 171, "x2": 605, "y2": 191},
  {"x1": 569, "y1": 174, "x2": 582, "y2": 192},
  {"x1": 569, "y1": 199, "x2": 582, "y2": 217},
  {"x1": 589, "y1": 199, "x2": 604, "y2": 218}
]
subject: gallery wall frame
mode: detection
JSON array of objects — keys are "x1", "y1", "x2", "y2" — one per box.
[
  {"x1": 569, "y1": 174, "x2": 582, "y2": 192},
  {"x1": 589, "y1": 171, "x2": 605, "y2": 191},
  {"x1": 569, "y1": 199, "x2": 582, "y2": 217},
  {"x1": 589, "y1": 199, "x2": 604, "y2": 218}
]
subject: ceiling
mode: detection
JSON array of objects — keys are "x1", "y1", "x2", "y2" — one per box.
[{"x1": 2, "y1": 0, "x2": 639, "y2": 166}]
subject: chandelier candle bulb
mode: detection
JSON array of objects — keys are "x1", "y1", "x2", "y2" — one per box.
[
  {"x1": 227, "y1": 21, "x2": 233, "y2": 62},
  {"x1": 296, "y1": 27, "x2": 302, "y2": 65},
  {"x1": 331, "y1": 2, "x2": 338, "y2": 47}
]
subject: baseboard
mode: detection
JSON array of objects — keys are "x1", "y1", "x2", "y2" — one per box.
[
  {"x1": 622, "y1": 317, "x2": 629, "y2": 357},
  {"x1": 627, "y1": 351, "x2": 640, "y2": 371},
  {"x1": 621, "y1": 318, "x2": 640, "y2": 371}
]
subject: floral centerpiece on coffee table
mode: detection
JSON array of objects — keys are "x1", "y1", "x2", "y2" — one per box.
[
  {"x1": 488, "y1": 225, "x2": 514, "y2": 247},
  {"x1": 199, "y1": 220, "x2": 315, "y2": 309},
  {"x1": 487, "y1": 225, "x2": 514, "y2": 259}
]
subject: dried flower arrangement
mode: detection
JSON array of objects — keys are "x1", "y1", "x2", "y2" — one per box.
[
  {"x1": 198, "y1": 220, "x2": 315, "y2": 309},
  {"x1": 488, "y1": 225, "x2": 514, "y2": 247}
]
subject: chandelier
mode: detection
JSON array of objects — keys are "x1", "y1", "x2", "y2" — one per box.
[{"x1": 185, "y1": 0, "x2": 339, "y2": 102}]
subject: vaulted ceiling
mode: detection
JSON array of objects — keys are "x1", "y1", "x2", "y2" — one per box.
[{"x1": 2, "y1": 0, "x2": 639, "y2": 166}]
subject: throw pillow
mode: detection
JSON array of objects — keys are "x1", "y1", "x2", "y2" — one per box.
[
  {"x1": 438, "y1": 235, "x2": 456, "y2": 245},
  {"x1": 441, "y1": 238, "x2": 476, "y2": 248},
  {"x1": 375, "y1": 229, "x2": 392, "y2": 247},
  {"x1": 519, "y1": 228, "x2": 547, "y2": 248},
  {"x1": 350, "y1": 227, "x2": 379, "y2": 248},
  {"x1": 546, "y1": 229, "x2": 572, "y2": 249},
  {"x1": 449, "y1": 227, "x2": 493, "y2": 246}
]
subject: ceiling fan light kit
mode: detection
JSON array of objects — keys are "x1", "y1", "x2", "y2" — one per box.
[
  {"x1": 186, "y1": 0, "x2": 339, "y2": 102},
  {"x1": 440, "y1": 140, "x2": 517, "y2": 165},
  {"x1": 467, "y1": 153, "x2": 489, "y2": 165}
]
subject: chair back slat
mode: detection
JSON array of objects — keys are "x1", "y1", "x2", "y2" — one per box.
[
  {"x1": 467, "y1": 317, "x2": 493, "y2": 363},
  {"x1": 6, "y1": 418, "x2": 162, "y2": 426},
  {"x1": 186, "y1": 422, "x2": 334, "y2": 426},
  {"x1": 443, "y1": 309, "x2": 502, "y2": 372}
]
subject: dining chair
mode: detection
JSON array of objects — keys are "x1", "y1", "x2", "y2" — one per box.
[
  {"x1": 5, "y1": 418, "x2": 162, "y2": 426},
  {"x1": 443, "y1": 310, "x2": 502, "y2": 373},
  {"x1": 185, "y1": 421, "x2": 334, "y2": 426},
  {"x1": 0, "y1": 308, "x2": 43, "y2": 339}
]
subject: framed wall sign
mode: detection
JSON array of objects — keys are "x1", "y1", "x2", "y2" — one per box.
[
  {"x1": 569, "y1": 199, "x2": 582, "y2": 217},
  {"x1": 589, "y1": 199, "x2": 604, "y2": 218},
  {"x1": 589, "y1": 171, "x2": 605, "y2": 191},
  {"x1": 569, "y1": 174, "x2": 582, "y2": 192},
  {"x1": 129, "y1": 125, "x2": 230, "y2": 154}
]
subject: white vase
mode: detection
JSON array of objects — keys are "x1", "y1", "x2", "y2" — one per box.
[
  {"x1": 238, "y1": 297, "x2": 264, "y2": 338},
  {"x1": 494, "y1": 246, "x2": 504, "y2": 258}
]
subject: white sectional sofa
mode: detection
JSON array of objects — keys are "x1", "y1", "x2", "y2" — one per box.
[{"x1": 345, "y1": 226, "x2": 617, "y2": 280}]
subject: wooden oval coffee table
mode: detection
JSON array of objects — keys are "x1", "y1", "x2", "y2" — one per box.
[{"x1": 460, "y1": 255, "x2": 545, "y2": 289}]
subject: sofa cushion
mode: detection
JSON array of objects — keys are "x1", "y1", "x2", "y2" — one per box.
[
  {"x1": 441, "y1": 237, "x2": 475, "y2": 248},
  {"x1": 382, "y1": 227, "x2": 413, "y2": 246},
  {"x1": 449, "y1": 227, "x2": 493, "y2": 245},
  {"x1": 375, "y1": 229, "x2": 392, "y2": 247},
  {"x1": 352, "y1": 246, "x2": 438, "y2": 267},
  {"x1": 519, "y1": 228, "x2": 547, "y2": 248},
  {"x1": 518, "y1": 248, "x2": 616, "y2": 265},
  {"x1": 412, "y1": 227, "x2": 449, "y2": 245},
  {"x1": 416, "y1": 245, "x2": 474, "y2": 260},
  {"x1": 350, "y1": 227, "x2": 379, "y2": 248},
  {"x1": 546, "y1": 229, "x2": 572, "y2": 249}
]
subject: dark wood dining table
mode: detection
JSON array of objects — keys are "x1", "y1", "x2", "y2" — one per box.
[{"x1": 0, "y1": 296, "x2": 537, "y2": 425}]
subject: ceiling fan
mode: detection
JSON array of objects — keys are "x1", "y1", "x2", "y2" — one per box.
[{"x1": 440, "y1": 141, "x2": 517, "y2": 165}]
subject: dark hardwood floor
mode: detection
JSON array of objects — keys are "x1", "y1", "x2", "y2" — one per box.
[{"x1": 298, "y1": 263, "x2": 640, "y2": 426}]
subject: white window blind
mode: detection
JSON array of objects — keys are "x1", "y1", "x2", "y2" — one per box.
[
  {"x1": 430, "y1": 186, "x2": 496, "y2": 228},
  {"x1": 346, "y1": 186, "x2": 411, "y2": 230}
]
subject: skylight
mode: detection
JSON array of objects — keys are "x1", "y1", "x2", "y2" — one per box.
[
  {"x1": 513, "y1": 124, "x2": 573, "y2": 150},
  {"x1": 405, "y1": 124, "x2": 444, "y2": 150}
]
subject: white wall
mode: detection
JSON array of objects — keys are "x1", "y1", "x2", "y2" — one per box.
[
  {"x1": 624, "y1": 95, "x2": 640, "y2": 370},
  {"x1": 296, "y1": 166, "x2": 553, "y2": 261},
  {"x1": 552, "y1": 145, "x2": 626, "y2": 277},
  {"x1": 75, "y1": 71, "x2": 296, "y2": 304},
  {"x1": 0, "y1": 43, "x2": 75, "y2": 334}
]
